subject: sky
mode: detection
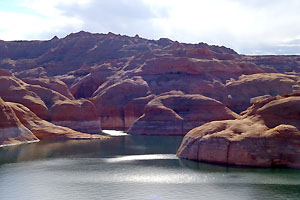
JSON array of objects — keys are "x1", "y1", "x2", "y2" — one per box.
[{"x1": 1, "y1": 0, "x2": 300, "y2": 55}]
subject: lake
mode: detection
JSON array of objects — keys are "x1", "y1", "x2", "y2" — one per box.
[{"x1": 0, "y1": 134, "x2": 300, "y2": 200}]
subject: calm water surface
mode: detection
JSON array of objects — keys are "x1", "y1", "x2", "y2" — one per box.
[{"x1": 0, "y1": 134, "x2": 300, "y2": 200}]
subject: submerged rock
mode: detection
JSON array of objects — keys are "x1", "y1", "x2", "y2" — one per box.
[{"x1": 177, "y1": 95, "x2": 300, "y2": 168}]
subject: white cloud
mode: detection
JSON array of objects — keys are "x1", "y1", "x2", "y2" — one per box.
[
  {"x1": 0, "y1": 0, "x2": 85, "y2": 40},
  {"x1": 142, "y1": 0, "x2": 300, "y2": 54},
  {"x1": 0, "y1": 11, "x2": 82, "y2": 40}
]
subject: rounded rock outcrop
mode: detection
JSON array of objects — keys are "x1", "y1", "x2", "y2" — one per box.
[
  {"x1": 49, "y1": 99, "x2": 101, "y2": 134},
  {"x1": 93, "y1": 77, "x2": 150, "y2": 129},
  {"x1": 177, "y1": 95, "x2": 300, "y2": 168},
  {"x1": 9, "y1": 102, "x2": 104, "y2": 139},
  {"x1": 128, "y1": 93, "x2": 238, "y2": 135},
  {"x1": 0, "y1": 98, "x2": 39, "y2": 147}
]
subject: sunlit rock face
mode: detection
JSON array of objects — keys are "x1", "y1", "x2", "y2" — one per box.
[
  {"x1": 0, "y1": 97, "x2": 39, "y2": 147},
  {"x1": 225, "y1": 73, "x2": 300, "y2": 113},
  {"x1": 0, "y1": 75, "x2": 102, "y2": 134},
  {"x1": 177, "y1": 94, "x2": 300, "y2": 168},
  {"x1": 128, "y1": 92, "x2": 238, "y2": 135},
  {"x1": 49, "y1": 99, "x2": 101, "y2": 134},
  {"x1": 21, "y1": 77, "x2": 75, "y2": 100},
  {"x1": 8, "y1": 102, "x2": 105, "y2": 140},
  {"x1": 0, "y1": 76, "x2": 49, "y2": 119}
]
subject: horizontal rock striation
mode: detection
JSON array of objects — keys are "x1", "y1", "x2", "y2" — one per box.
[
  {"x1": 177, "y1": 95, "x2": 300, "y2": 168},
  {"x1": 128, "y1": 92, "x2": 238, "y2": 135},
  {"x1": 9, "y1": 102, "x2": 105, "y2": 140},
  {"x1": 0, "y1": 97, "x2": 39, "y2": 147},
  {"x1": 49, "y1": 99, "x2": 101, "y2": 134}
]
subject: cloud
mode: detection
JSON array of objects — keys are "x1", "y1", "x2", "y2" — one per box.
[
  {"x1": 0, "y1": 0, "x2": 84, "y2": 40},
  {"x1": 143, "y1": 0, "x2": 300, "y2": 54},
  {"x1": 0, "y1": 0, "x2": 300, "y2": 54},
  {"x1": 55, "y1": 0, "x2": 162, "y2": 37}
]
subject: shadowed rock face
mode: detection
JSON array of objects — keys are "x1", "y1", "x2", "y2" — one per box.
[
  {"x1": 123, "y1": 94, "x2": 155, "y2": 129},
  {"x1": 0, "y1": 98, "x2": 39, "y2": 147},
  {"x1": 93, "y1": 77, "x2": 150, "y2": 129},
  {"x1": 128, "y1": 92, "x2": 238, "y2": 135},
  {"x1": 70, "y1": 64, "x2": 115, "y2": 99},
  {"x1": 177, "y1": 95, "x2": 300, "y2": 168}
]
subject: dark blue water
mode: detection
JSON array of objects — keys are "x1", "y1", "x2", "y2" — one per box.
[{"x1": 0, "y1": 135, "x2": 300, "y2": 200}]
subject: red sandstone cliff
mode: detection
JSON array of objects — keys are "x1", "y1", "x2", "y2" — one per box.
[
  {"x1": 0, "y1": 97, "x2": 39, "y2": 147},
  {"x1": 177, "y1": 94, "x2": 300, "y2": 168}
]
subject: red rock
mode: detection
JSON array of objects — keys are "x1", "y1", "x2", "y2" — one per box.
[
  {"x1": 137, "y1": 57, "x2": 263, "y2": 77},
  {"x1": 0, "y1": 69, "x2": 12, "y2": 76},
  {"x1": 14, "y1": 67, "x2": 47, "y2": 78},
  {"x1": 22, "y1": 77, "x2": 74, "y2": 99},
  {"x1": 2, "y1": 31, "x2": 300, "y2": 137},
  {"x1": 9, "y1": 102, "x2": 105, "y2": 140},
  {"x1": 128, "y1": 98, "x2": 184, "y2": 135},
  {"x1": 185, "y1": 48, "x2": 214, "y2": 59},
  {"x1": 177, "y1": 95, "x2": 300, "y2": 168},
  {"x1": 0, "y1": 76, "x2": 48, "y2": 119},
  {"x1": 70, "y1": 64, "x2": 114, "y2": 98},
  {"x1": 49, "y1": 99, "x2": 101, "y2": 134},
  {"x1": 226, "y1": 73, "x2": 299, "y2": 113},
  {"x1": 93, "y1": 77, "x2": 150, "y2": 129},
  {"x1": 0, "y1": 97, "x2": 38, "y2": 147},
  {"x1": 128, "y1": 93, "x2": 238, "y2": 135},
  {"x1": 24, "y1": 84, "x2": 69, "y2": 118},
  {"x1": 0, "y1": 76, "x2": 100, "y2": 132},
  {"x1": 124, "y1": 94, "x2": 155, "y2": 129}
]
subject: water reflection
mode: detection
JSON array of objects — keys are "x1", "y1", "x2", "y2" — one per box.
[
  {"x1": 103, "y1": 154, "x2": 177, "y2": 163},
  {"x1": 102, "y1": 130, "x2": 128, "y2": 136},
  {"x1": 0, "y1": 135, "x2": 184, "y2": 165},
  {"x1": 1, "y1": 135, "x2": 300, "y2": 200}
]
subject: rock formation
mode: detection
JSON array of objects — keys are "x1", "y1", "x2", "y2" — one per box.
[
  {"x1": 0, "y1": 97, "x2": 39, "y2": 147},
  {"x1": 9, "y1": 102, "x2": 104, "y2": 140},
  {"x1": 21, "y1": 77, "x2": 74, "y2": 99},
  {"x1": 0, "y1": 76, "x2": 49, "y2": 119},
  {"x1": 128, "y1": 92, "x2": 238, "y2": 135},
  {"x1": 177, "y1": 95, "x2": 300, "y2": 168},
  {"x1": 124, "y1": 94, "x2": 155, "y2": 128},
  {"x1": 93, "y1": 77, "x2": 150, "y2": 129},
  {"x1": 1, "y1": 31, "x2": 300, "y2": 140},
  {"x1": 70, "y1": 64, "x2": 114, "y2": 98},
  {"x1": 49, "y1": 99, "x2": 101, "y2": 134},
  {"x1": 225, "y1": 73, "x2": 300, "y2": 113}
]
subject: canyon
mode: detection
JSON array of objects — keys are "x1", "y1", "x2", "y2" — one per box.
[{"x1": 1, "y1": 31, "x2": 300, "y2": 167}]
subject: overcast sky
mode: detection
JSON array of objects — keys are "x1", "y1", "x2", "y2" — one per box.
[{"x1": 1, "y1": 0, "x2": 300, "y2": 55}]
